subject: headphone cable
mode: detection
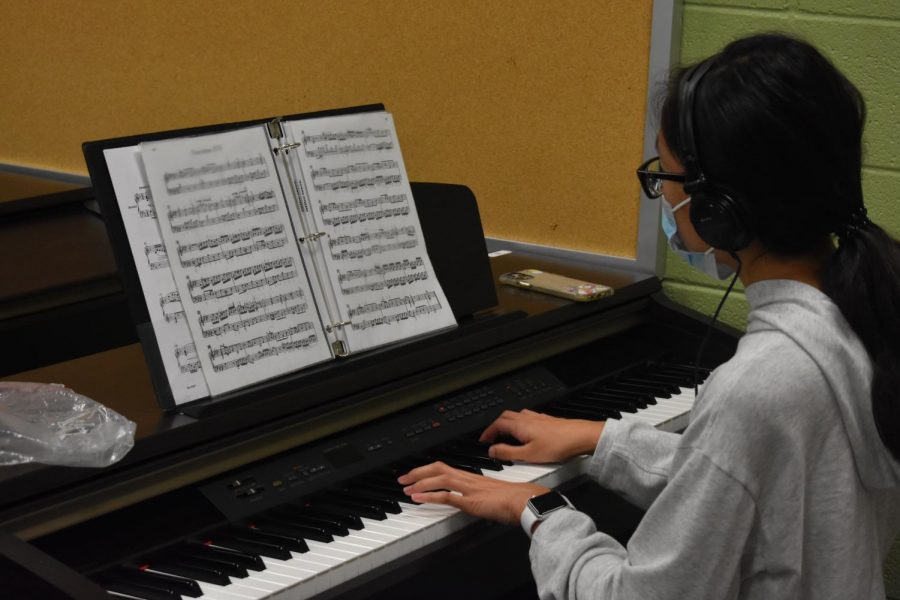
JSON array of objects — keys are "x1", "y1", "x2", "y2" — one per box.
[{"x1": 693, "y1": 252, "x2": 742, "y2": 396}]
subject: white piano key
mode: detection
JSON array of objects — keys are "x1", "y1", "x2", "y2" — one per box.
[
  {"x1": 197, "y1": 580, "x2": 269, "y2": 600},
  {"x1": 289, "y1": 550, "x2": 343, "y2": 568},
  {"x1": 360, "y1": 516, "x2": 419, "y2": 535}
]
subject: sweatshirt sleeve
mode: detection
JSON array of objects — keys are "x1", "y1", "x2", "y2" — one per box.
[
  {"x1": 529, "y1": 446, "x2": 756, "y2": 600},
  {"x1": 587, "y1": 417, "x2": 681, "y2": 510}
]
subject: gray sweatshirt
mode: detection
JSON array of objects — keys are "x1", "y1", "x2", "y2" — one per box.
[{"x1": 530, "y1": 279, "x2": 900, "y2": 599}]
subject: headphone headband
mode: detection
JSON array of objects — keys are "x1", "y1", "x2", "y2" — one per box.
[
  {"x1": 675, "y1": 58, "x2": 756, "y2": 252},
  {"x1": 678, "y1": 59, "x2": 716, "y2": 190}
]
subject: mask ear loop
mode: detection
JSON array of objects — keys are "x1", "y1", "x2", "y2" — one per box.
[{"x1": 694, "y1": 251, "x2": 743, "y2": 396}]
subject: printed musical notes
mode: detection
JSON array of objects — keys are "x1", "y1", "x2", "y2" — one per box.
[
  {"x1": 285, "y1": 111, "x2": 456, "y2": 351},
  {"x1": 346, "y1": 291, "x2": 445, "y2": 331},
  {"x1": 102, "y1": 110, "x2": 456, "y2": 406},
  {"x1": 141, "y1": 126, "x2": 331, "y2": 396},
  {"x1": 104, "y1": 146, "x2": 209, "y2": 403}
]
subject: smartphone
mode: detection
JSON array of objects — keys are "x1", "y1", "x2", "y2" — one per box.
[{"x1": 498, "y1": 269, "x2": 613, "y2": 302}]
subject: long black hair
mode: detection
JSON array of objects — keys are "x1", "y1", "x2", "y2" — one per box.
[{"x1": 660, "y1": 33, "x2": 900, "y2": 461}]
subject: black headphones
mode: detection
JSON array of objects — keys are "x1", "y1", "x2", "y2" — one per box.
[{"x1": 678, "y1": 59, "x2": 756, "y2": 252}]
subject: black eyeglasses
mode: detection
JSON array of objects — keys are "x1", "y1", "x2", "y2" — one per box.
[{"x1": 636, "y1": 156, "x2": 686, "y2": 199}]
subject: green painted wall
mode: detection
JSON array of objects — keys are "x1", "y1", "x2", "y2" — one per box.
[{"x1": 662, "y1": 1, "x2": 900, "y2": 594}]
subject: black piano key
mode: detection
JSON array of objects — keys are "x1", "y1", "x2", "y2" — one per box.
[
  {"x1": 149, "y1": 559, "x2": 231, "y2": 586},
  {"x1": 558, "y1": 402, "x2": 620, "y2": 420},
  {"x1": 560, "y1": 398, "x2": 625, "y2": 417},
  {"x1": 234, "y1": 524, "x2": 309, "y2": 553},
  {"x1": 114, "y1": 566, "x2": 203, "y2": 598},
  {"x1": 425, "y1": 453, "x2": 482, "y2": 475},
  {"x1": 608, "y1": 380, "x2": 672, "y2": 398},
  {"x1": 544, "y1": 404, "x2": 602, "y2": 419},
  {"x1": 338, "y1": 487, "x2": 403, "y2": 513},
  {"x1": 628, "y1": 372, "x2": 693, "y2": 388},
  {"x1": 207, "y1": 530, "x2": 292, "y2": 560},
  {"x1": 448, "y1": 440, "x2": 514, "y2": 466},
  {"x1": 572, "y1": 392, "x2": 640, "y2": 412},
  {"x1": 620, "y1": 373, "x2": 684, "y2": 392},
  {"x1": 308, "y1": 494, "x2": 387, "y2": 521},
  {"x1": 273, "y1": 507, "x2": 351, "y2": 536},
  {"x1": 654, "y1": 363, "x2": 711, "y2": 378},
  {"x1": 180, "y1": 541, "x2": 265, "y2": 571},
  {"x1": 293, "y1": 503, "x2": 364, "y2": 531},
  {"x1": 168, "y1": 550, "x2": 249, "y2": 578},
  {"x1": 589, "y1": 386, "x2": 655, "y2": 407},
  {"x1": 100, "y1": 578, "x2": 182, "y2": 600},
  {"x1": 254, "y1": 515, "x2": 334, "y2": 543},
  {"x1": 351, "y1": 478, "x2": 420, "y2": 506},
  {"x1": 438, "y1": 450, "x2": 504, "y2": 471}
]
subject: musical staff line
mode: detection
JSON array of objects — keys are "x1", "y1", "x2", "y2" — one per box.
[
  {"x1": 179, "y1": 236, "x2": 289, "y2": 269},
  {"x1": 337, "y1": 258, "x2": 425, "y2": 283},
  {"x1": 188, "y1": 268, "x2": 298, "y2": 303},
  {"x1": 313, "y1": 173, "x2": 401, "y2": 193},
  {"x1": 347, "y1": 291, "x2": 444, "y2": 331},
  {"x1": 339, "y1": 271, "x2": 429, "y2": 295},
  {"x1": 159, "y1": 291, "x2": 185, "y2": 324},
  {"x1": 163, "y1": 155, "x2": 267, "y2": 184},
  {"x1": 144, "y1": 242, "x2": 169, "y2": 271},
  {"x1": 208, "y1": 322, "x2": 317, "y2": 361},
  {"x1": 167, "y1": 188, "x2": 276, "y2": 221},
  {"x1": 302, "y1": 128, "x2": 391, "y2": 144},
  {"x1": 310, "y1": 160, "x2": 399, "y2": 181},
  {"x1": 174, "y1": 342, "x2": 201, "y2": 374},
  {"x1": 199, "y1": 302, "x2": 309, "y2": 338},
  {"x1": 304, "y1": 141, "x2": 394, "y2": 160},
  {"x1": 135, "y1": 190, "x2": 156, "y2": 219}
]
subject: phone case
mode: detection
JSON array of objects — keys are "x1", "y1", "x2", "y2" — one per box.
[{"x1": 498, "y1": 269, "x2": 613, "y2": 302}]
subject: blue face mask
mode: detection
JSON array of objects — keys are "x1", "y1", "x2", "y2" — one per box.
[{"x1": 660, "y1": 197, "x2": 734, "y2": 280}]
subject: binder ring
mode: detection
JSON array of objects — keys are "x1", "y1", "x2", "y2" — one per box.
[
  {"x1": 325, "y1": 320, "x2": 352, "y2": 333},
  {"x1": 273, "y1": 142, "x2": 302, "y2": 154},
  {"x1": 299, "y1": 231, "x2": 327, "y2": 243}
]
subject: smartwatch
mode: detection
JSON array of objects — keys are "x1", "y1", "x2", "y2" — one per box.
[{"x1": 521, "y1": 490, "x2": 574, "y2": 538}]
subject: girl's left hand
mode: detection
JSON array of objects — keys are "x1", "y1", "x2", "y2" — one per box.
[{"x1": 397, "y1": 461, "x2": 550, "y2": 525}]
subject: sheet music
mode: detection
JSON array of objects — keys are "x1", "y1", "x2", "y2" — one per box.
[
  {"x1": 140, "y1": 127, "x2": 332, "y2": 396},
  {"x1": 284, "y1": 112, "x2": 456, "y2": 351},
  {"x1": 103, "y1": 146, "x2": 209, "y2": 404}
]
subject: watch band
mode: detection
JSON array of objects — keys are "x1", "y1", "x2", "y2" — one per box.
[{"x1": 520, "y1": 491, "x2": 574, "y2": 538}]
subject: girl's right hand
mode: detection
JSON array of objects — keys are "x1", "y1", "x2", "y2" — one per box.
[{"x1": 479, "y1": 409, "x2": 605, "y2": 464}]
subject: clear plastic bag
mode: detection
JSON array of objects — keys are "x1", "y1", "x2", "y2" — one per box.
[{"x1": 0, "y1": 382, "x2": 136, "y2": 467}]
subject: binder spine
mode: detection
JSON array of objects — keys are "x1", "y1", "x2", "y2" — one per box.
[{"x1": 267, "y1": 117, "x2": 352, "y2": 359}]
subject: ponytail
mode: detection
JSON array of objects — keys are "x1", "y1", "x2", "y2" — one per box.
[{"x1": 823, "y1": 221, "x2": 900, "y2": 461}]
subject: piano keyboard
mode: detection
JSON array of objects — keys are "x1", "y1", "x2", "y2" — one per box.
[{"x1": 97, "y1": 361, "x2": 704, "y2": 600}]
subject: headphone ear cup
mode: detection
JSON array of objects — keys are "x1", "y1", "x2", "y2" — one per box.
[{"x1": 689, "y1": 189, "x2": 755, "y2": 252}]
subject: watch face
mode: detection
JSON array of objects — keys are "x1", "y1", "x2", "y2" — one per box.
[{"x1": 529, "y1": 491, "x2": 569, "y2": 515}]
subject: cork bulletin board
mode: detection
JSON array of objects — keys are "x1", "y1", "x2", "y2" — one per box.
[{"x1": 0, "y1": 0, "x2": 654, "y2": 259}]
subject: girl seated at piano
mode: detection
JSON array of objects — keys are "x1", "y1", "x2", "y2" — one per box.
[{"x1": 399, "y1": 33, "x2": 900, "y2": 599}]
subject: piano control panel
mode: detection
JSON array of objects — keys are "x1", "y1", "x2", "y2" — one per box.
[{"x1": 200, "y1": 366, "x2": 565, "y2": 521}]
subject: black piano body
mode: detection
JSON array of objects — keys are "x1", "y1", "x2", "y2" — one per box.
[{"x1": 0, "y1": 177, "x2": 741, "y2": 599}]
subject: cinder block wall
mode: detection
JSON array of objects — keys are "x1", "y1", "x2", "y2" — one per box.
[{"x1": 664, "y1": 1, "x2": 900, "y2": 594}]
